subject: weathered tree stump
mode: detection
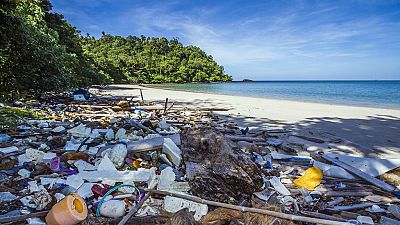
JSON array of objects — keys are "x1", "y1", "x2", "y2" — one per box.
[{"x1": 181, "y1": 128, "x2": 263, "y2": 203}]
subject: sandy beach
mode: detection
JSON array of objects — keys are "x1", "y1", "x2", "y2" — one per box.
[{"x1": 96, "y1": 84, "x2": 400, "y2": 158}]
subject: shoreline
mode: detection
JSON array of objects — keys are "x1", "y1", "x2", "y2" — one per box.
[{"x1": 143, "y1": 84, "x2": 400, "y2": 110}]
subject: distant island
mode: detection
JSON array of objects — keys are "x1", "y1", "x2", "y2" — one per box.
[
  {"x1": 242, "y1": 79, "x2": 254, "y2": 82},
  {"x1": 0, "y1": 0, "x2": 231, "y2": 99}
]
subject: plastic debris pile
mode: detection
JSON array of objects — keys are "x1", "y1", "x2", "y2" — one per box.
[{"x1": 0, "y1": 89, "x2": 399, "y2": 225}]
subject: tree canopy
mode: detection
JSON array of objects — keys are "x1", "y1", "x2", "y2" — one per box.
[
  {"x1": 0, "y1": 0, "x2": 231, "y2": 98},
  {"x1": 82, "y1": 35, "x2": 232, "y2": 84}
]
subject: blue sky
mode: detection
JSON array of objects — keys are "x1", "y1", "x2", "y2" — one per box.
[{"x1": 52, "y1": 0, "x2": 400, "y2": 80}]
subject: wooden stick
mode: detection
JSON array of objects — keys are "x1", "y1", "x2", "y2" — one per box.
[
  {"x1": 144, "y1": 189, "x2": 352, "y2": 225},
  {"x1": 0, "y1": 210, "x2": 49, "y2": 223},
  {"x1": 225, "y1": 135, "x2": 265, "y2": 142},
  {"x1": 301, "y1": 211, "x2": 348, "y2": 222},
  {"x1": 326, "y1": 202, "x2": 377, "y2": 211},
  {"x1": 325, "y1": 191, "x2": 373, "y2": 197},
  {"x1": 166, "y1": 101, "x2": 175, "y2": 112},
  {"x1": 69, "y1": 104, "x2": 113, "y2": 109},
  {"x1": 266, "y1": 129, "x2": 290, "y2": 133},
  {"x1": 65, "y1": 112, "x2": 128, "y2": 118},
  {"x1": 118, "y1": 192, "x2": 152, "y2": 225},
  {"x1": 319, "y1": 153, "x2": 397, "y2": 193},
  {"x1": 67, "y1": 104, "x2": 230, "y2": 112},
  {"x1": 131, "y1": 120, "x2": 156, "y2": 134},
  {"x1": 163, "y1": 98, "x2": 169, "y2": 114},
  {"x1": 135, "y1": 106, "x2": 230, "y2": 111},
  {"x1": 140, "y1": 89, "x2": 144, "y2": 102},
  {"x1": 291, "y1": 135, "x2": 325, "y2": 143}
]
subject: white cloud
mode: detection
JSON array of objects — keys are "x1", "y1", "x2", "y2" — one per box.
[{"x1": 53, "y1": 0, "x2": 400, "y2": 79}]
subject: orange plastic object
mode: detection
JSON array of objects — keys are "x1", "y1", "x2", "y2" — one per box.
[
  {"x1": 64, "y1": 152, "x2": 89, "y2": 161},
  {"x1": 49, "y1": 115, "x2": 62, "y2": 121},
  {"x1": 45, "y1": 193, "x2": 88, "y2": 225},
  {"x1": 293, "y1": 167, "x2": 323, "y2": 191}
]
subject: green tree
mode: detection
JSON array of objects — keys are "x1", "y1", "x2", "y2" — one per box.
[{"x1": 0, "y1": 0, "x2": 231, "y2": 100}]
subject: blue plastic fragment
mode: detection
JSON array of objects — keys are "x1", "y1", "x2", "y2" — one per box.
[
  {"x1": 266, "y1": 139, "x2": 283, "y2": 147},
  {"x1": 0, "y1": 134, "x2": 12, "y2": 142},
  {"x1": 264, "y1": 154, "x2": 272, "y2": 169},
  {"x1": 393, "y1": 191, "x2": 400, "y2": 198},
  {"x1": 52, "y1": 183, "x2": 67, "y2": 189},
  {"x1": 240, "y1": 127, "x2": 249, "y2": 135},
  {"x1": 20, "y1": 181, "x2": 29, "y2": 187},
  {"x1": 0, "y1": 210, "x2": 21, "y2": 219}
]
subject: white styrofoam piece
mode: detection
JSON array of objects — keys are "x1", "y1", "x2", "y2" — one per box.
[
  {"x1": 326, "y1": 153, "x2": 400, "y2": 177},
  {"x1": 157, "y1": 167, "x2": 190, "y2": 192},
  {"x1": 77, "y1": 166, "x2": 154, "y2": 186},
  {"x1": 74, "y1": 160, "x2": 97, "y2": 172},
  {"x1": 115, "y1": 128, "x2": 127, "y2": 140},
  {"x1": 314, "y1": 161, "x2": 355, "y2": 179},
  {"x1": 66, "y1": 175, "x2": 84, "y2": 190},
  {"x1": 97, "y1": 155, "x2": 117, "y2": 172},
  {"x1": 51, "y1": 126, "x2": 65, "y2": 133},
  {"x1": 77, "y1": 183, "x2": 94, "y2": 199},
  {"x1": 87, "y1": 146, "x2": 99, "y2": 155},
  {"x1": 100, "y1": 200, "x2": 126, "y2": 218},
  {"x1": 269, "y1": 176, "x2": 291, "y2": 196},
  {"x1": 105, "y1": 129, "x2": 114, "y2": 140},
  {"x1": 271, "y1": 153, "x2": 311, "y2": 160},
  {"x1": 43, "y1": 152, "x2": 57, "y2": 164},
  {"x1": 0, "y1": 192, "x2": 18, "y2": 202},
  {"x1": 0, "y1": 146, "x2": 19, "y2": 154},
  {"x1": 25, "y1": 148, "x2": 45, "y2": 163},
  {"x1": 164, "y1": 196, "x2": 208, "y2": 221},
  {"x1": 18, "y1": 169, "x2": 31, "y2": 178},
  {"x1": 68, "y1": 124, "x2": 91, "y2": 138},
  {"x1": 103, "y1": 144, "x2": 127, "y2": 168},
  {"x1": 162, "y1": 138, "x2": 182, "y2": 166}
]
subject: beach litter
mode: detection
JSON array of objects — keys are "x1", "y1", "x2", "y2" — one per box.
[{"x1": 0, "y1": 87, "x2": 399, "y2": 225}]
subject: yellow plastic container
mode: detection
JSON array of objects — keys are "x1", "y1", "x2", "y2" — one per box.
[
  {"x1": 293, "y1": 167, "x2": 323, "y2": 191},
  {"x1": 45, "y1": 193, "x2": 88, "y2": 225}
]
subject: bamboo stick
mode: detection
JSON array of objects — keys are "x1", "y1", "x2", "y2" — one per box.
[
  {"x1": 118, "y1": 192, "x2": 152, "y2": 225},
  {"x1": 0, "y1": 210, "x2": 49, "y2": 223},
  {"x1": 144, "y1": 189, "x2": 352, "y2": 225},
  {"x1": 325, "y1": 191, "x2": 373, "y2": 197},
  {"x1": 301, "y1": 211, "x2": 348, "y2": 222}
]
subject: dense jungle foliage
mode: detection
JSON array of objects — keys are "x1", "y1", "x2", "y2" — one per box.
[{"x1": 0, "y1": 0, "x2": 231, "y2": 98}]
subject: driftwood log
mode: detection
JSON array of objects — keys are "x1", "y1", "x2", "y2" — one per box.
[{"x1": 181, "y1": 128, "x2": 263, "y2": 202}]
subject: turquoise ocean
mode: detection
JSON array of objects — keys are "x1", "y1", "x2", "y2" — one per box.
[{"x1": 154, "y1": 80, "x2": 400, "y2": 109}]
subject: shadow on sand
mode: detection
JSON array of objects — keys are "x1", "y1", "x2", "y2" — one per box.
[{"x1": 226, "y1": 113, "x2": 400, "y2": 157}]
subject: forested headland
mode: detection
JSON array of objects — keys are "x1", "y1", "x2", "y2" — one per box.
[{"x1": 0, "y1": 0, "x2": 232, "y2": 98}]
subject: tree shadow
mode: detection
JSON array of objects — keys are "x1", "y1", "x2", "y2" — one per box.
[
  {"x1": 151, "y1": 98, "x2": 233, "y2": 109},
  {"x1": 286, "y1": 115, "x2": 400, "y2": 157},
  {"x1": 225, "y1": 113, "x2": 400, "y2": 158},
  {"x1": 94, "y1": 84, "x2": 140, "y2": 90},
  {"x1": 142, "y1": 95, "x2": 400, "y2": 158}
]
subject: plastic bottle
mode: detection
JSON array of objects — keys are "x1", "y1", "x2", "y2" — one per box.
[
  {"x1": 45, "y1": 193, "x2": 87, "y2": 225},
  {"x1": 264, "y1": 154, "x2": 272, "y2": 169}
]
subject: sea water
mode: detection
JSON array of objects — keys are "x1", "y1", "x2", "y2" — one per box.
[{"x1": 154, "y1": 80, "x2": 400, "y2": 109}]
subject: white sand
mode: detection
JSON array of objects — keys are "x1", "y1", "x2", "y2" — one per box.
[{"x1": 97, "y1": 84, "x2": 400, "y2": 157}]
